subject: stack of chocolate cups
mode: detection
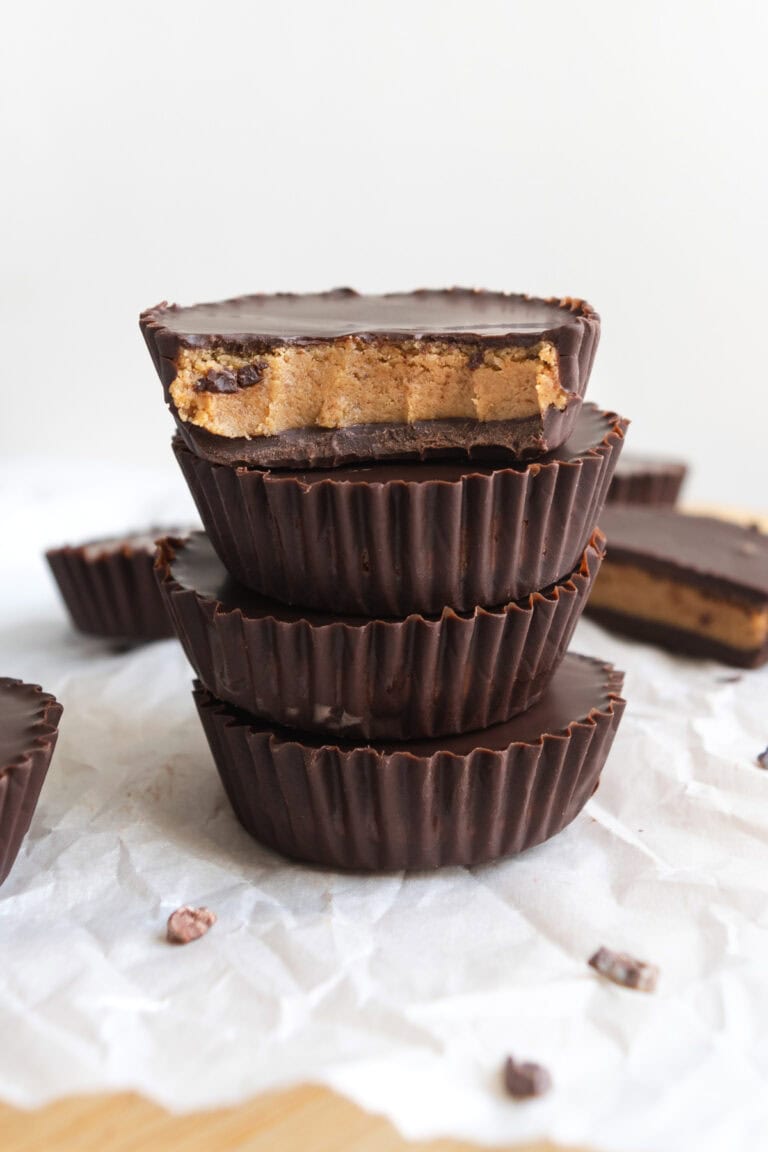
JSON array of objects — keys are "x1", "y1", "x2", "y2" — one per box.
[{"x1": 145, "y1": 290, "x2": 628, "y2": 872}]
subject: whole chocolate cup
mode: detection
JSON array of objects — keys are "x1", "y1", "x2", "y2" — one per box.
[
  {"x1": 606, "y1": 456, "x2": 687, "y2": 507},
  {"x1": 0, "y1": 679, "x2": 62, "y2": 885},
  {"x1": 174, "y1": 404, "x2": 628, "y2": 616},
  {"x1": 46, "y1": 530, "x2": 188, "y2": 642},
  {"x1": 193, "y1": 654, "x2": 626, "y2": 872},
  {"x1": 157, "y1": 532, "x2": 605, "y2": 740}
]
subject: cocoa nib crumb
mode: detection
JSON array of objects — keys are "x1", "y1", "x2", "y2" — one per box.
[
  {"x1": 503, "y1": 1056, "x2": 552, "y2": 1100},
  {"x1": 194, "y1": 362, "x2": 267, "y2": 393},
  {"x1": 757, "y1": 747, "x2": 768, "y2": 769},
  {"x1": 166, "y1": 905, "x2": 217, "y2": 945},
  {"x1": 236, "y1": 361, "x2": 267, "y2": 388},
  {"x1": 589, "y1": 946, "x2": 659, "y2": 992},
  {"x1": 195, "y1": 368, "x2": 238, "y2": 394}
]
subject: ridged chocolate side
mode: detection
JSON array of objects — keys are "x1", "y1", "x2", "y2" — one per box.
[
  {"x1": 46, "y1": 543, "x2": 176, "y2": 642},
  {"x1": 192, "y1": 657, "x2": 626, "y2": 872},
  {"x1": 157, "y1": 533, "x2": 604, "y2": 740},
  {"x1": 174, "y1": 405, "x2": 627, "y2": 616},
  {"x1": 607, "y1": 468, "x2": 686, "y2": 507},
  {"x1": 0, "y1": 680, "x2": 62, "y2": 886},
  {"x1": 587, "y1": 606, "x2": 768, "y2": 669}
]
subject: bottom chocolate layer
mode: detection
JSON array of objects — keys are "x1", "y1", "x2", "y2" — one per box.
[
  {"x1": 193, "y1": 653, "x2": 626, "y2": 872},
  {"x1": 1, "y1": 678, "x2": 62, "y2": 886},
  {"x1": 175, "y1": 401, "x2": 581, "y2": 470},
  {"x1": 587, "y1": 606, "x2": 768, "y2": 669}
]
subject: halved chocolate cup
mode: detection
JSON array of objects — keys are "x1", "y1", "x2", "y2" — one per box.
[
  {"x1": 157, "y1": 532, "x2": 604, "y2": 740},
  {"x1": 46, "y1": 528, "x2": 192, "y2": 642},
  {"x1": 193, "y1": 653, "x2": 626, "y2": 872},
  {"x1": 0, "y1": 679, "x2": 62, "y2": 885},
  {"x1": 174, "y1": 403, "x2": 627, "y2": 616}
]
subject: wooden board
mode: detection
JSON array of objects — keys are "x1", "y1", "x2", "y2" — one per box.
[{"x1": 0, "y1": 1085, "x2": 587, "y2": 1152}]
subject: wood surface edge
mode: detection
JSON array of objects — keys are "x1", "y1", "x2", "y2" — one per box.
[{"x1": 0, "y1": 1083, "x2": 589, "y2": 1152}]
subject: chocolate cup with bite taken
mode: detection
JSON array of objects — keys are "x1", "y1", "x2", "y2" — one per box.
[{"x1": 141, "y1": 289, "x2": 601, "y2": 468}]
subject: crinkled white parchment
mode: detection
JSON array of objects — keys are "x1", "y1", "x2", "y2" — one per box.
[{"x1": 2, "y1": 457, "x2": 767, "y2": 1152}]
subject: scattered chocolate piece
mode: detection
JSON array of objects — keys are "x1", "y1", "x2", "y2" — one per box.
[
  {"x1": 757, "y1": 748, "x2": 768, "y2": 769},
  {"x1": 588, "y1": 506, "x2": 768, "y2": 668},
  {"x1": 236, "y1": 361, "x2": 267, "y2": 388},
  {"x1": 718, "y1": 674, "x2": 742, "y2": 684},
  {"x1": 166, "y1": 905, "x2": 217, "y2": 945},
  {"x1": 503, "y1": 1057, "x2": 552, "y2": 1100},
  {"x1": 588, "y1": 946, "x2": 659, "y2": 992}
]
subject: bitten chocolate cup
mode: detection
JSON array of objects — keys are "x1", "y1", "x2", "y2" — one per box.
[
  {"x1": 141, "y1": 290, "x2": 600, "y2": 468},
  {"x1": 193, "y1": 653, "x2": 626, "y2": 872},
  {"x1": 174, "y1": 403, "x2": 627, "y2": 616},
  {"x1": 157, "y1": 531, "x2": 605, "y2": 740},
  {"x1": 46, "y1": 528, "x2": 192, "y2": 642},
  {"x1": 0, "y1": 679, "x2": 62, "y2": 885}
]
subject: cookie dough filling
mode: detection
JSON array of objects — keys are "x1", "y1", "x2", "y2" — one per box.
[
  {"x1": 589, "y1": 561, "x2": 768, "y2": 652},
  {"x1": 588, "y1": 506, "x2": 768, "y2": 666},
  {"x1": 170, "y1": 339, "x2": 564, "y2": 439}
]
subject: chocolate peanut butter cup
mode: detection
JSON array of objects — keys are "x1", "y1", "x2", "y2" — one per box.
[
  {"x1": 141, "y1": 290, "x2": 600, "y2": 467},
  {"x1": 174, "y1": 403, "x2": 627, "y2": 616},
  {"x1": 0, "y1": 679, "x2": 62, "y2": 885},
  {"x1": 193, "y1": 653, "x2": 625, "y2": 872},
  {"x1": 157, "y1": 532, "x2": 604, "y2": 740},
  {"x1": 588, "y1": 506, "x2": 768, "y2": 667},
  {"x1": 46, "y1": 528, "x2": 192, "y2": 642},
  {"x1": 606, "y1": 454, "x2": 687, "y2": 507}
]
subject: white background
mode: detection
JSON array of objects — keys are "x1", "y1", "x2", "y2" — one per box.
[{"x1": 1, "y1": 1, "x2": 767, "y2": 500}]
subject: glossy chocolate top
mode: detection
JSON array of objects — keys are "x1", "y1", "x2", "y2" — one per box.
[
  {"x1": 258, "y1": 653, "x2": 624, "y2": 756},
  {"x1": 599, "y1": 506, "x2": 768, "y2": 601},
  {"x1": 0, "y1": 678, "x2": 62, "y2": 768},
  {"x1": 142, "y1": 289, "x2": 596, "y2": 347}
]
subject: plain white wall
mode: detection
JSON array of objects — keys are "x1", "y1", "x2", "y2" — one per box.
[{"x1": 2, "y1": 0, "x2": 766, "y2": 505}]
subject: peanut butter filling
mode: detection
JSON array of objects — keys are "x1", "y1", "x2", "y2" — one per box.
[
  {"x1": 589, "y1": 561, "x2": 768, "y2": 652},
  {"x1": 169, "y1": 340, "x2": 565, "y2": 439}
]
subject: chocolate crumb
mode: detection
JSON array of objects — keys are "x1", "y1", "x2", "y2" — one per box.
[
  {"x1": 166, "y1": 905, "x2": 217, "y2": 944},
  {"x1": 467, "y1": 348, "x2": 486, "y2": 371},
  {"x1": 503, "y1": 1057, "x2": 552, "y2": 1100},
  {"x1": 718, "y1": 674, "x2": 742, "y2": 684},
  {"x1": 757, "y1": 748, "x2": 768, "y2": 769},
  {"x1": 195, "y1": 369, "x2": 239, "y2": 394},
  {"x1": 236, "y1": 361, "x2": 268, "y2": 388},
  {"x1": 588, "y1": 946, "x2": 659, "y2": 992}
]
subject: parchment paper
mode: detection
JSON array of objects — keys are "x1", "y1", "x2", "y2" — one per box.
[{"x1": 2, "y1": 456, "x2": 767, "y2": 1152}]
